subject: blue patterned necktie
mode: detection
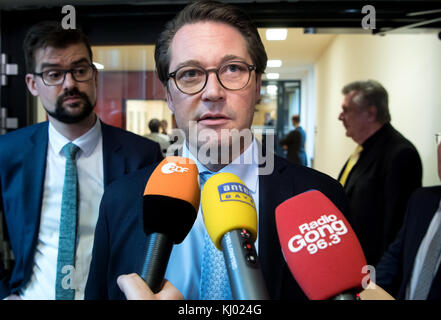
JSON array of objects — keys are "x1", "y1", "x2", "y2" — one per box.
[
  {"x1": 413, "y1": 200, "x2": 441, "y2": 300},
  {"x1": 199, "y1": 171, "x2": 232, "y2": 300},
  {"x1": 55, "y1": 142, "x2": 80, "y2": 300}
]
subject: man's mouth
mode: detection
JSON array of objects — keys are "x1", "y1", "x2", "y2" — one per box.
[
  {"x1": 62, "y1": 94, "x2": 84, "y2": 106},
  {"x1": 198, "y1": 113, "x2": 230, "y2": 126}
]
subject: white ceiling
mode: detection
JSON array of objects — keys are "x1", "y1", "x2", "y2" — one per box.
[{"x1": 92, "y1": 27, "x2": 336, "y2": 80}]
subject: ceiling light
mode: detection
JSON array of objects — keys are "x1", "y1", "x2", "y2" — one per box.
[
  {"x1": 266, "y1": 73, "x2": 280, "y2": 80},
  {"x1": 267, "y1": 60, "x2": 282, "y2": 68},
  {"x1": 93, "y1": 62, "x2": 104, "y2": 70},
  {"x1": 266, "y1": 29, "x2": 287, "y2": 40},
  {"x1": 267, "y1": 85, "x2": 278, "y2": 95}
]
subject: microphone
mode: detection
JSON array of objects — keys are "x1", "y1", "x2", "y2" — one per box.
[
  {"x1": 275, "y1": 190, "x2": 368, "y2": 300},
  {"x1": 201, "y1": 172, "x2": 269, "y2": 300},
  {"x1": 141, "y1": 156, "x2": 200, "y2": 293}
]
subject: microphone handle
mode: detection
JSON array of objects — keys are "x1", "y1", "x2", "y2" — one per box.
[
  {"x1": 332, "y1": 289, "x2": 360, "y2": 300},
  {"x1": 221, "y1": 229, "x2": 270, "y2": 300},
  {"x1": 140, "y1": 232, "x2": 173, "y2": 293}
]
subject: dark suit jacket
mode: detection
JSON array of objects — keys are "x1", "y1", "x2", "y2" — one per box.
[
  {"x1": 376, "y1": 186, "x2": 441, "y2": 300},
  {"x1": 280, "y1": 126, "x2": 307, "y2": 166},
  {"x1": 84, "y1": 154, "x2": 350, "y2": 300},
  {"x1": 338, "y1": 123, "x2": 422, "y2": 266},
  {"x1": 0, "y1": 120, "x2": 163, "y2": 299}
]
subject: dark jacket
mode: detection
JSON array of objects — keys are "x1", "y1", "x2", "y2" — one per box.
[
  {"x1": 338, "y1": 123, "x2": 422, "y2": 266},
  {"x1": 0, "y1": 120, "x2": 163, "y2": 298}
]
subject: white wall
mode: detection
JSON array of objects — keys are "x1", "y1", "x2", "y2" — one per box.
[{"x1": 314, "y1": 32, "x2": 441, "y2": 187}]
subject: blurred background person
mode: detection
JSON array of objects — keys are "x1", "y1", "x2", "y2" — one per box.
[
  {"x1": 280, "y1": 114, "x2": 307, "y2": 166},
  {"x1": 145, "y1": 118, "x2": 170, "y2": 157},
  {"x1": 337, "y1": 80, "x2": 422, "y2": 266},
  {"x1": 160, "y1": 119, "x2": 169, "y2": 136}
]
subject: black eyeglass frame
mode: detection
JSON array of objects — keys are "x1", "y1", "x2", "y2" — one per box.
[
  {"x1": 33, "y1": 63, "x2": 96, "y2": 86},
  {"x1": 167, "y1": 60, "x2": 257, "y2": 95}
]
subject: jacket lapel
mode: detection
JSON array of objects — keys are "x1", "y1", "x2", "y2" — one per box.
[
  {"x1": 400, "y1": 192, "x2": 441, "y2": 298},
  {"x1": 101, "y1": 122, "x2": 126, "y2": 187},
  {"x1": 21, "y1": 123, "x2": 49, "y2": 275},
  {"x1": 258, "y1": 155, "x2": 293, "y2": 299}
]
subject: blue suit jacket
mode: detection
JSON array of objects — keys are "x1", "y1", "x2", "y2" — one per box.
[
  {"x1": 84, "y1": 155, "x2": 350, "y2": 300},
  {"x1": 376, "y1": 186, "x2": 441, "y2": 300},
  {"x1": 0, "y1": 120, "x2": 163, "y2": 298}
]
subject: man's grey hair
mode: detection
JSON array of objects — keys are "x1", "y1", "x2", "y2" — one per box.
[{"x1": 342, "y1": 80, "x2": 391, "y2": 124}]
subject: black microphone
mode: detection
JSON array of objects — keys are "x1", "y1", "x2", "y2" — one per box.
[
  {"x1": 201, "y1": 172, "x2": 269, "y2": 300},
  {"x1": 140, "y1": 157, "x2": 200, "y2": 293}
]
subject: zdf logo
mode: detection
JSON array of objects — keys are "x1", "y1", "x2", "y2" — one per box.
[{"x1": 161, "y1": 162, "x2": 190, "y2": 174}]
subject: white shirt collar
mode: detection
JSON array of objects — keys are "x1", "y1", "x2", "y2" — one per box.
[
  {"x1": 181, "y1": 138, "x2": 259, "y2": 194},
  {"x1": 48, "y1": 116, "x2": 102, "y2": 157}
]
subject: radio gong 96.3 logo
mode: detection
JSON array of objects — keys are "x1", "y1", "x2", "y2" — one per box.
[{"x1": 288, "y1": 215, "x2": 348, "y2": 254}]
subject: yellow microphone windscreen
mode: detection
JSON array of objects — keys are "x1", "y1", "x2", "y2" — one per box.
[{"x1": 201, "y1": 172, "x2": 257, "y2": 250}]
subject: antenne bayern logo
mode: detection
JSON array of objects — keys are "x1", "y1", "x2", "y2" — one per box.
[
  {"x1": 218, "y1": 182, "x2": 255, "y2": 209},
  {"x1": 161, "y1": 162, "x2": 189, "y2": 174}
]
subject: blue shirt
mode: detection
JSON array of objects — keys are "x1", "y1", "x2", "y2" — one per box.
[{"x1": 164, "y1": 139, "x2": 260, "y2": 299}]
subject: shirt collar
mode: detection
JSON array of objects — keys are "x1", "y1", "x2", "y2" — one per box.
[
  {"x1": 362, "y1": 122, "x2": 391, "y2": 151},
  {"x1": 182, "y1": 138, "x2": 259, "y2": 194},
  {"x1": 48, "y1": 116, "x2": 102, "y2": 157}
]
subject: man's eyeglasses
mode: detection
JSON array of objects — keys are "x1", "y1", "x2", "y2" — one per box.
[
  {"x1": 167, "y1": 61, "x2": 256, "y2": 95},
  {"x1": 33, "y1": 64, "x2": 96, "y2": 86}
]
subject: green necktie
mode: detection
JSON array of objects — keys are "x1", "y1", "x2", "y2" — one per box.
[{"x1": 55, "y1": 142, "x2": 80, "y2": 300}]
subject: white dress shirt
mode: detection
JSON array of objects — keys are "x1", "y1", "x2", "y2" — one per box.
[
  {"x1": 164, "y1": 139, "x2": 260, "y2": 299},
  {"x1": 20, "y1": 118, "x2": 104, "y2": 300}
]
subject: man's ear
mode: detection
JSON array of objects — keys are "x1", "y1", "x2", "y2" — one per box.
[
  {"x1": 255, "y1": 73, "x2": 262, "y2": 103},
  {"x1": 25, "y1": 74, "x2": 40, "y2": 97},
  {"x1": 367, "y1": 105, "x2": 378, "y2": 122},
  {"x1": 94, "y1": 67, "x2": 99, "y2": 88},
  {"x1": 166, "y1": 88, "x2": 176, "y2": 114}
]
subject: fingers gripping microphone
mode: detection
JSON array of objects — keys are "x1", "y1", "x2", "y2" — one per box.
[
  {"x1": 141, "y1": 156, "x2": 200, "y2": 293},
  {"x1": 201, "y1": 172, "x2": 269, "y2": 300},
  {"x1": 275, "y1": 190, "x2": 368, "y2": 300}
]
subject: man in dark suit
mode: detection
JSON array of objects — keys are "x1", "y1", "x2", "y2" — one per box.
[
  {"x1": 337, "y1": 80, "x2": 422, "y2": 266},
  {"x1": 0, "y1": 21, "x2": 162, "y2": 300},
  {"x1": 85, "y1": 0, "x2": 349, "y2": 300},
  {"x1": 376, "y1": 136, "x2": 441, "y2": 300},
  {"x1": 280, "y1": 114, "x2": 307, "y2": 166}
]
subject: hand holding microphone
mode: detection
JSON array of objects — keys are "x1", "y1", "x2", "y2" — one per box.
[
  {"x1": 140, "y1": 156, "x2": 200, "y2": 293},
  {"x1": 117, "y1": 273, "x2": 183, "y2": 300},
  {"x1": 201, "y1": 172, "x2": 269, "y2": 300}
]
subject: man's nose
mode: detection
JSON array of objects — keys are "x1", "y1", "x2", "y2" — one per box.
[
  {"x1": 338, "y1": 111, "x2": 344, "y2": 121},
  {"x1": 201, "y1": 73, "x2": 225, "y2": 101},
  {"x1": 62, "y1": 71, "x2": 77, "y2": 90}
]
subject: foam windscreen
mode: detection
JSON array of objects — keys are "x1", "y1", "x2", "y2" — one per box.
[
  {"x1": 201, "y1": 172, "x2": 257, "y2": 250},
  {"x1": 276, "y1": 190, "x2": 367, "y2": 300},
  {"x1": 143, "y1": 157, "x2": 199, "y2": 244}
]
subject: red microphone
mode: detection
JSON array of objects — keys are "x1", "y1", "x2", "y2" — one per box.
[{"x1": 275, "y1": 190, "x2": 368, "y2": 300}]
